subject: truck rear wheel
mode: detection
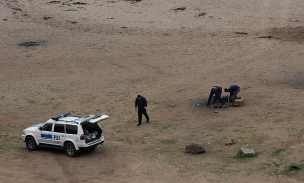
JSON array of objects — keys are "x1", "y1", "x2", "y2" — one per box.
[{"x1": 64, "y1": 142, "x2": 77, "y2": 157}]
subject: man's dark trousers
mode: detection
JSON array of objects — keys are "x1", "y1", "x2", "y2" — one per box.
[
  {"x1": 207, "y1": 87, "x2": 225, "y2": 105},
  {"x1": 138, "y1": 107, "x2": 149, "y2": 124}
]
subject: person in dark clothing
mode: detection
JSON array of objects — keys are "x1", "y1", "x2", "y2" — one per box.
[
  {"x1": 135, "y1": 95, "x2": 149, "y2": 126},
  {"x1": 224, "y1": 85, "x2": 240, "y2": 102},
  {"x1": 206, "y1": 86, "x2": 227, "y2": 108}
]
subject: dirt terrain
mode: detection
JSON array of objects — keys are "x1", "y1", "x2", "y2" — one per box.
[{"x1": 0, "y1": 0, "x2": 304, "y2": 182}]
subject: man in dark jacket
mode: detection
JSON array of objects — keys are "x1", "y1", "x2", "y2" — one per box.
[
  {"x1": 224, "y1": 85, "x2": 240, "y2": 102},
  {"x1": 135, "y1": 95, "x2": 149, "y2": 126},
  {"x1": 206, "y1": 86, "x2": 227, "y2": 108}
]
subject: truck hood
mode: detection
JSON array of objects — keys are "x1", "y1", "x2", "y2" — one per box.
[{"x1": 23, "y1": 123, "x2": 44, "y2": 132}]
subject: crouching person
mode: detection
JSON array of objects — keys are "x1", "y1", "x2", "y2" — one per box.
[
  {"x1": 224, "y1": 85, "x2": 240, "y2": 102},
  {"x1": 206, "y1": 86, "x2": 227, "y2": 108}
]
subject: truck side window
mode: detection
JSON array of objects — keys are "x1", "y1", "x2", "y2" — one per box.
[
  {"x1": 54, "y1": 124, "x2": 65, "y2": 133},
  {"x1": 66, "y1": 124, "x2": 77, "y2": 134},
  {"x1": 41, "y1": 123, "x2": 53, "y2": 131}
]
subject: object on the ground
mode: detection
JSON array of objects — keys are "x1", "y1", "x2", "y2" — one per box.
[
  {"x1": 67, "y1": 20, "x2": 78, "y2": 24},
  {"x1": 259, "y1": 36, "x2": 273, "y2": 38},
  {"x1": 210, "y1": 96, "x2": 222, "y2": 108},
  {"x1": 18, "y1": 42, "x2": 40, "y2": 47},
  {"x1": 63, "y1": 9, "x2": 78, "y2": 11},
  {"x1": 210, "y1": 96, "x2": 231, "y2": 108},
  {"x1": 185, "y1": 141, "x2": 206, "y2": 154},
  {"x1": 48, "y1": 1, "x2": 60, "y2": 3},
  {"x1": 235, "y1": 32, "x2": 248, "y2": 35},
  {"x1": 211, "y1": 103, "x2": 223, "y2": 108},
  {"x1": 290, "y1": 165, "x2": 301, "y2": 170},
  {"x1": 210, "y1": 102, "x2": 231, "y2": 108},
  {"x1": 129, "y1": 0, "x2": 142, "y2": 2},
  {"x1": 12, "y1": 7, "x2": 22, "y2": 11},
  {"x1": 198, "y1": 13, "x2": 207, "y2": 16},
  {"x1": 73, "y1": 2, "x2": 88, "y2": 5},
  {"x1": 222, "y1": 95, "x2": 229, "y2": 102},
  {"x1": 222, "y1": 103, "x2": 229, "y2": 108},
  {"x1": 43, "y1": 16, "x2": 52, "y2": 20},
  {"x1": 225, "y1": 139, "x2": 237, "y2": 146},
  {"x1": 233, "y1": 97, "x2": 244, "y2": 107},
  {"x1": 173, "y1": 7, "x2": 186, "y2": 11},
  {"x1": 237, "y1": 147, "x2": 255, "y2": 156}
]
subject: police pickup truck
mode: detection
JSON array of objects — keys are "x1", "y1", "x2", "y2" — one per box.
[{"x1": 22, "y1": 112, "x2": 108, "y2": 157}]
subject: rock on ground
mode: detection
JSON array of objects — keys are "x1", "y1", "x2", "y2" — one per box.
[
  {"x1": 237, "y1": 147, "x2": 255, "y2": 156},
  {"x1": 185, "y1": 141, "x2": 206, "y2": 154}
]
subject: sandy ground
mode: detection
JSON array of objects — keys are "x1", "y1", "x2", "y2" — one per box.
[{"x1": 1, "y1": 0, "x2": 304, "y2": 182}]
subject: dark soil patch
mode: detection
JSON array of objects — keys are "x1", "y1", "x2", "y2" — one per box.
[
  {"x1": 18, "y1": 41, "x2": 40, "y2": 47},
  {"x1": 48, "y1": 1, "x2": 60, "y2": 4},
  {"x1": 236, "y1": 32, "x2": 248, "y2": 35},
  {"x1": 173, "y1": 7, "x2": 186, "y2": 11},
  {"x1": 198, "y1": 13, "x2": 207, "y2": 17},
  {"x1": 264, "y1": 26, "x2": 304, "y2": 43},
  {"x1": 225, "y1": 139, "x2": 238, "y2": 146},
  {"x1": 73, "y1": 2, "x2": 88, "y2": 5},
  {"x1": 259, "y1": 36, "x2": 273, "y2": 39},
  {"x1": 43, "y1": 16, "x2": 52, "y2": 20},
  {"x1": 289, "y1": 71, "x2": 304, "y2": 89}
]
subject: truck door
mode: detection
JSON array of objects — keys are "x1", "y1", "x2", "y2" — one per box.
[
  {"x1": 37, "y1": 123, "x2": 54, "y2": 145},
  {"x1": 53, "y1": 123, "x2": 66, "y2": 148}
]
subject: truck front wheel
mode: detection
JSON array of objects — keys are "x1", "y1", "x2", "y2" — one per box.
[{"x1": 26, "y1": 137, "x2": 39, "y2": 151}]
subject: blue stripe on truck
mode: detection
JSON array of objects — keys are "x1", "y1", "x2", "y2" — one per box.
[{"x1": 41, "y1": 134, "x2": 52, "y2": 139}]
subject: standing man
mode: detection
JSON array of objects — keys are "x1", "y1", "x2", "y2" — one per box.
[
  {"x1": 206, "y1": 86, "x2": 227, "y2": 108},
  {"x1": 224, "y1": 85, "x2": 240, "y2": 102},
  {"x1": 135, "y1": 95, "x2": 149, "y2": 126}
]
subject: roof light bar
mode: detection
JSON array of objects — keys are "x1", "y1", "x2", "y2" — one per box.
[{"x1": 51, "y1": 112, "x2": 71, "y2": 121}]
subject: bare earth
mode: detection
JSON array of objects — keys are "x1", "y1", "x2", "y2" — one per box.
[{"x1": 1, "y1": 0, "x2": 304, "y2": 182}]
